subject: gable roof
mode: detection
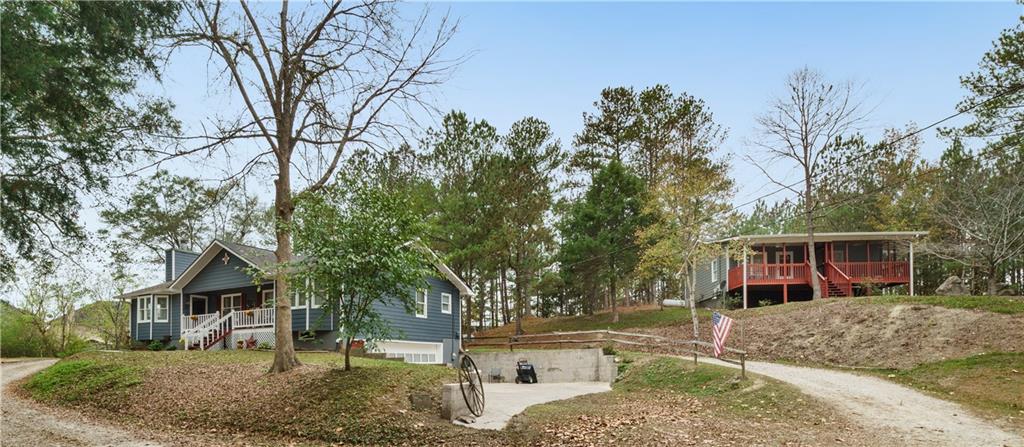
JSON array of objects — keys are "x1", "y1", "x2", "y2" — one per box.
[
  {"x1": 168, "y1": 239, "x2": 275, "y2": 291},
  {"x1": 160, "y1": 239, "x2": 474, "y2": 298}
]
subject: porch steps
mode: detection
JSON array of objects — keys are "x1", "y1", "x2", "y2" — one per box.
[
  {"x1": 190, "y1": 328, "x2": 232, "y2": 350},
  {"x1": 824, "y1": 279, "x2": 848, "y2": 298}
]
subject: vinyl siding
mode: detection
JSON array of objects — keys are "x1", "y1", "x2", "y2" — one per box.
[
  {"x1": 291, "y1": 305, "x2": 336, "y2": 332},
  {"x1": 132, "y1": 294, "x2": 181, "y2": 341},
  {"x1": 693, "y1": 254, "x2": 728, "y2": 302},
  {"x1": 182, "y1": 249, "x2": 258, "y2": 294},
  {"x1": 371, "y1": 276, "x2": 460, "y2": 343}
]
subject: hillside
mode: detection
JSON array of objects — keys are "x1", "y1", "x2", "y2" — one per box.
[{"x1": 473, "y1": 296, "x2": 1024, "y2": 369}]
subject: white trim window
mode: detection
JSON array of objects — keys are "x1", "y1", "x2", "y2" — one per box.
[
  {"x1": 262, "y1": 289, "x2": 275, "y2": 308},
  {"x1": 137, "y1": 296, "x2": 152, "y2": 323},
  {"x1": 293, "y1": 288, "x2": 309, "y2": 309},
  {"x1": 710, "y1": 260, "x2": 719, "y2": 282},
  {"x1": 440, "y1": 292, "x2": 452, "y2": 314},
  {"x1": 222, "y1": 293, "x2": 242, "y2": 313},
  {"x1": 154, "y1": 295, "x2": 170, "y2": 322},
  {"x1": 415, "y1": 289, "x2": 428, "y2": 318}
]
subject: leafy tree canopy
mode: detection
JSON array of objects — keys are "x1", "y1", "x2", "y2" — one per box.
[
  {"x1": 291, "y1": 183, "x2": 431, "y2": 370},
  {"x1": 0, "y1": 1, "x2": 180, "y2": 280}
]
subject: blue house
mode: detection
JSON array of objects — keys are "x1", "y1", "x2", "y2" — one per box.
[{"x1": 116, "y1": 240, "x2": 471, "y2": 364}]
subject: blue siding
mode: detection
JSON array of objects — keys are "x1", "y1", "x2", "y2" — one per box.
[
  {"x1": 173, "y1": 250, "x2": 199, "y2": 280},
  {"x1": 371, "y1": 276, "x2": 460, "y2": 343},
  {"x1": 182, "y1": 249, "x2": 258, "y2": 294},
  {"x1": 131, "y1": 294, "x2": 181, "y2": 341},
  {"x1": 291, "y1": 306, "x2": 336, "y2": 332}
]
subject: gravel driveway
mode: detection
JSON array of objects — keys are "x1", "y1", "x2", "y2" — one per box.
[
  {"x1": 1, "y1": 359, "x2": 163, "y2": 447},
  {"x1": 700, "y1": 356, "x2": 1023, "y2": 447}
]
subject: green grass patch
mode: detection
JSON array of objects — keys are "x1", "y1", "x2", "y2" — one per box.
[
  {"x1": 854, "y1": 295, "x2": 1024, "y2": 314},
  {"x1": 616, "y1": 356, "x2": 748, "y2": 396},
  {"x1": 25, "y1": 360, "x2": 143, "y2": 403},
  {"x1": 871, "y1": 352, "x2": 1024, "y2": 418}
]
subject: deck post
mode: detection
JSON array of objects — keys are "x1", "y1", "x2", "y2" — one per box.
[
  {"x1": 783, "y1": 283, "x2": 788, "y2": 304},
  {"x1": 742, "y1": 245, "x2": 748, "y2": 310},
  {"x1": 909, "y1": 241, "x2": 915, "y2": 296}
]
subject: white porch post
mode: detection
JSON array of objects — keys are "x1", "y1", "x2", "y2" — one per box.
[
  {"x1": 909, "y1": 241, "x2": 915, "y2": 296},
  {"x1": 742, "y1": 245, "x2": 748, "y2": 310}
]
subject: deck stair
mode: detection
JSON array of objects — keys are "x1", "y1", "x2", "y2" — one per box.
[{"x1": 824, "y1": 278, "x2": 848, "y2": 297}]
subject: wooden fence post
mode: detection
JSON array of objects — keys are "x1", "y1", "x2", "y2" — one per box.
[
  {"x1": 740, "y1": 352, "x2": 746, "y2": 379},
  {"x1": 692, "y1": 342, "x2": 698, "y2": 365}
]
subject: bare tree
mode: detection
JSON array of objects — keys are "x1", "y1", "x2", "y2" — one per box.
[
  {"x1": 753, "y1": 68, "x2": 867, "y2": 299},
  {"x1": 927, "y1": 148, "x2": 1024, "y2": 295},
  {"x1": 172, "y1": 1, "x2": 460, "y2": 372}
]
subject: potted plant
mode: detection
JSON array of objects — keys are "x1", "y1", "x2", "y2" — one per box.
[
  {"x1": 244, "y1": 309, "x2": 254, "y2": 316},
  {"x1": 189, "y1": 315, "x2": 198, "y2": 321}
]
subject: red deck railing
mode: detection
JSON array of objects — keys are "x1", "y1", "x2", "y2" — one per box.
[
  {"x1": 728, "y1": 260, "x2": 909, "y2": 290},
  {"x1": 833, "y1": 261, "x2": 909, "y2": 282},
  {"x1": 727, "y1": 263, "x2": 809, "y2": 288}
]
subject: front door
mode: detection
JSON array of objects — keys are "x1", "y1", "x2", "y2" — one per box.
[{"x1": 189, "y1": 295, "x2": 208, "y2": 315}]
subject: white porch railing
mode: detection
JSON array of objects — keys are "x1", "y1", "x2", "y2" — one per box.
[
  {"x1": 181, "y1": 312, "x2": 219, "y2": 336},
  {"x1": 182, "y1": 308, "x2": 275, "y2": 351},
  {"x1": 234, "y1": 307, "x2": 275, "y2": 329}
]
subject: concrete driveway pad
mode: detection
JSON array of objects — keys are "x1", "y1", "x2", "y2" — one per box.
[{"x1": 455, "y1": 382, "x2": 612, "y2": 430}]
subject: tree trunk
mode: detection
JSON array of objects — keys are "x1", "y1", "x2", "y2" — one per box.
[
  {"x1": 987, "y1": 263, "x2": 998, "y2": 296},
  {"x1": 270, "y1": 156, "x2": 300, "y2": 373},
  {"x1": 500, "y1": 268, "x2": 510, "y2": 325},
  {"x1": 610, "y1": 275, "x2": 619, "y2": 323},
  {"x1": 805, "y1": 178, "x2": 822, "y2": 300},
  {"x1": 343, "y1": 336, "x2": 353, "y2": 371},
  {"x1": 514, "y1": 268, "x2": 524, "y2": 336},
  {"x1": 688, "y1": 264, "x2": 699, "y2": 340}
]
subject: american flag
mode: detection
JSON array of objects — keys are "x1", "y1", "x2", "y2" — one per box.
[{"x1": 711, "y1": 311, "x2": 734, "y2": 358}]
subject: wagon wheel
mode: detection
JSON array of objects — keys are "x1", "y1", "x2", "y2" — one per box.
[{"x1": 458, "y1": 353, "x2": 485, "y2": 417}]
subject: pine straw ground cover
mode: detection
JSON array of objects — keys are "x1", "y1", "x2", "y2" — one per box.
[{"x1": 21, "y1": 350, "x2": 887, "y2": 446}]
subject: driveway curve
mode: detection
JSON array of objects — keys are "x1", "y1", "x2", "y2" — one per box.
[
  {"x1": 1, "y1": 359, "x2": 163, "y2": 447},
  {"x1": 699, "y1": 357, "x2": 1022, "y2": 447}
]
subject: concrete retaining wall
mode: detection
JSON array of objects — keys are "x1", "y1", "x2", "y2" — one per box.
[{"x1": 468, "y1": 348, "x2": 617, "y2": 384}]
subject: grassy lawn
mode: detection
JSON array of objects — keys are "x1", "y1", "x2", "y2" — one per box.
[{"x1": 866, "y1": 352, "x2": 1024, "y2": 421}]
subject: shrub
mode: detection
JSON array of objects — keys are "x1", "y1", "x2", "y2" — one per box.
[
  {"x1": 0, "y1": 311, "x2": 48, "y2": 357},
  {"x1": 147, "y1": 340, "x2": 163, "y2": 351},
  {"x1": 757, "y1": 299, "x2": 773, "y2": 308},
  {"x1": 721, "y1": 295, "x2": 742, "y2": 309},
  {"x1": 601, "y1": 344, "x2": 617, "y2": 356},
  {"x1": 164, "y1": 343, "x2": 177, "y2": 351},
  {"x1": 257, "y1": 341, "x2": 272, "y2": 350},
  {"x1": 57, "y1": 336, "x2": 92, "y2": 357}
]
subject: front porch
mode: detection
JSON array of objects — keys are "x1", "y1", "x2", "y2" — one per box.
[
  {"x1": 181, "y1": 284, "x2": 276, "y2": 350},
  {"x1": 726, "y1": 238, "x2": 917, "y2": 304}
]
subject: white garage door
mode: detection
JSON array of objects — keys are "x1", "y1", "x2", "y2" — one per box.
[{"x1": 373, "y1": 340, "x2": 444, "y2": 364}]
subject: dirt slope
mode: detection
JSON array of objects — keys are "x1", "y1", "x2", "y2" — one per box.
[{"x1": 644, "y1": 300, "x2": 1024, "y2": 368}]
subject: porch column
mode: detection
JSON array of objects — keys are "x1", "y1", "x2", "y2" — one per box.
[
  {"x1": 909, "y1": 241, "x2": 915, "y2": 296},
  {"x1": 742, "y1": 245, "x2": 748, "y2": 310},
  {"x1": 783, "y1": 283, "x2": 788, "y2": 304}
]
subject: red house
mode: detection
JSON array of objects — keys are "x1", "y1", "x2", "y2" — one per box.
[{"x1": 694, "y1": 231, "x2": 927, "y2": 308}]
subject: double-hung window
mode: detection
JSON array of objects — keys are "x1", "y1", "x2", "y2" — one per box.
[
  {"x1": 154, "y1": 296, "x2": 169, "y2": 322},
  {"x1": 415, "y1": 289, "x2": 428, "y2": 318},
  {"x1": 441, "y1": 293, "x2": 452, "y2": 314},
  {"x1": 710, "y1": 261, "x2": 719, "y2": 282},
  {"x1": 222, "y1": 293, "x2": 242, "y2": 313},
  {"x1": 137, "y1": 296, "x2": 152, "y2": 322}
]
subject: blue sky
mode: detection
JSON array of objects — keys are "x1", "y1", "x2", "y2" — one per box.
[
  {"x1": 152, "y1": 1, "x2": 1020, "y2": 206},
  {"x1": 86, "y1": 1, "x2": 1020, "y2": 285}
]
